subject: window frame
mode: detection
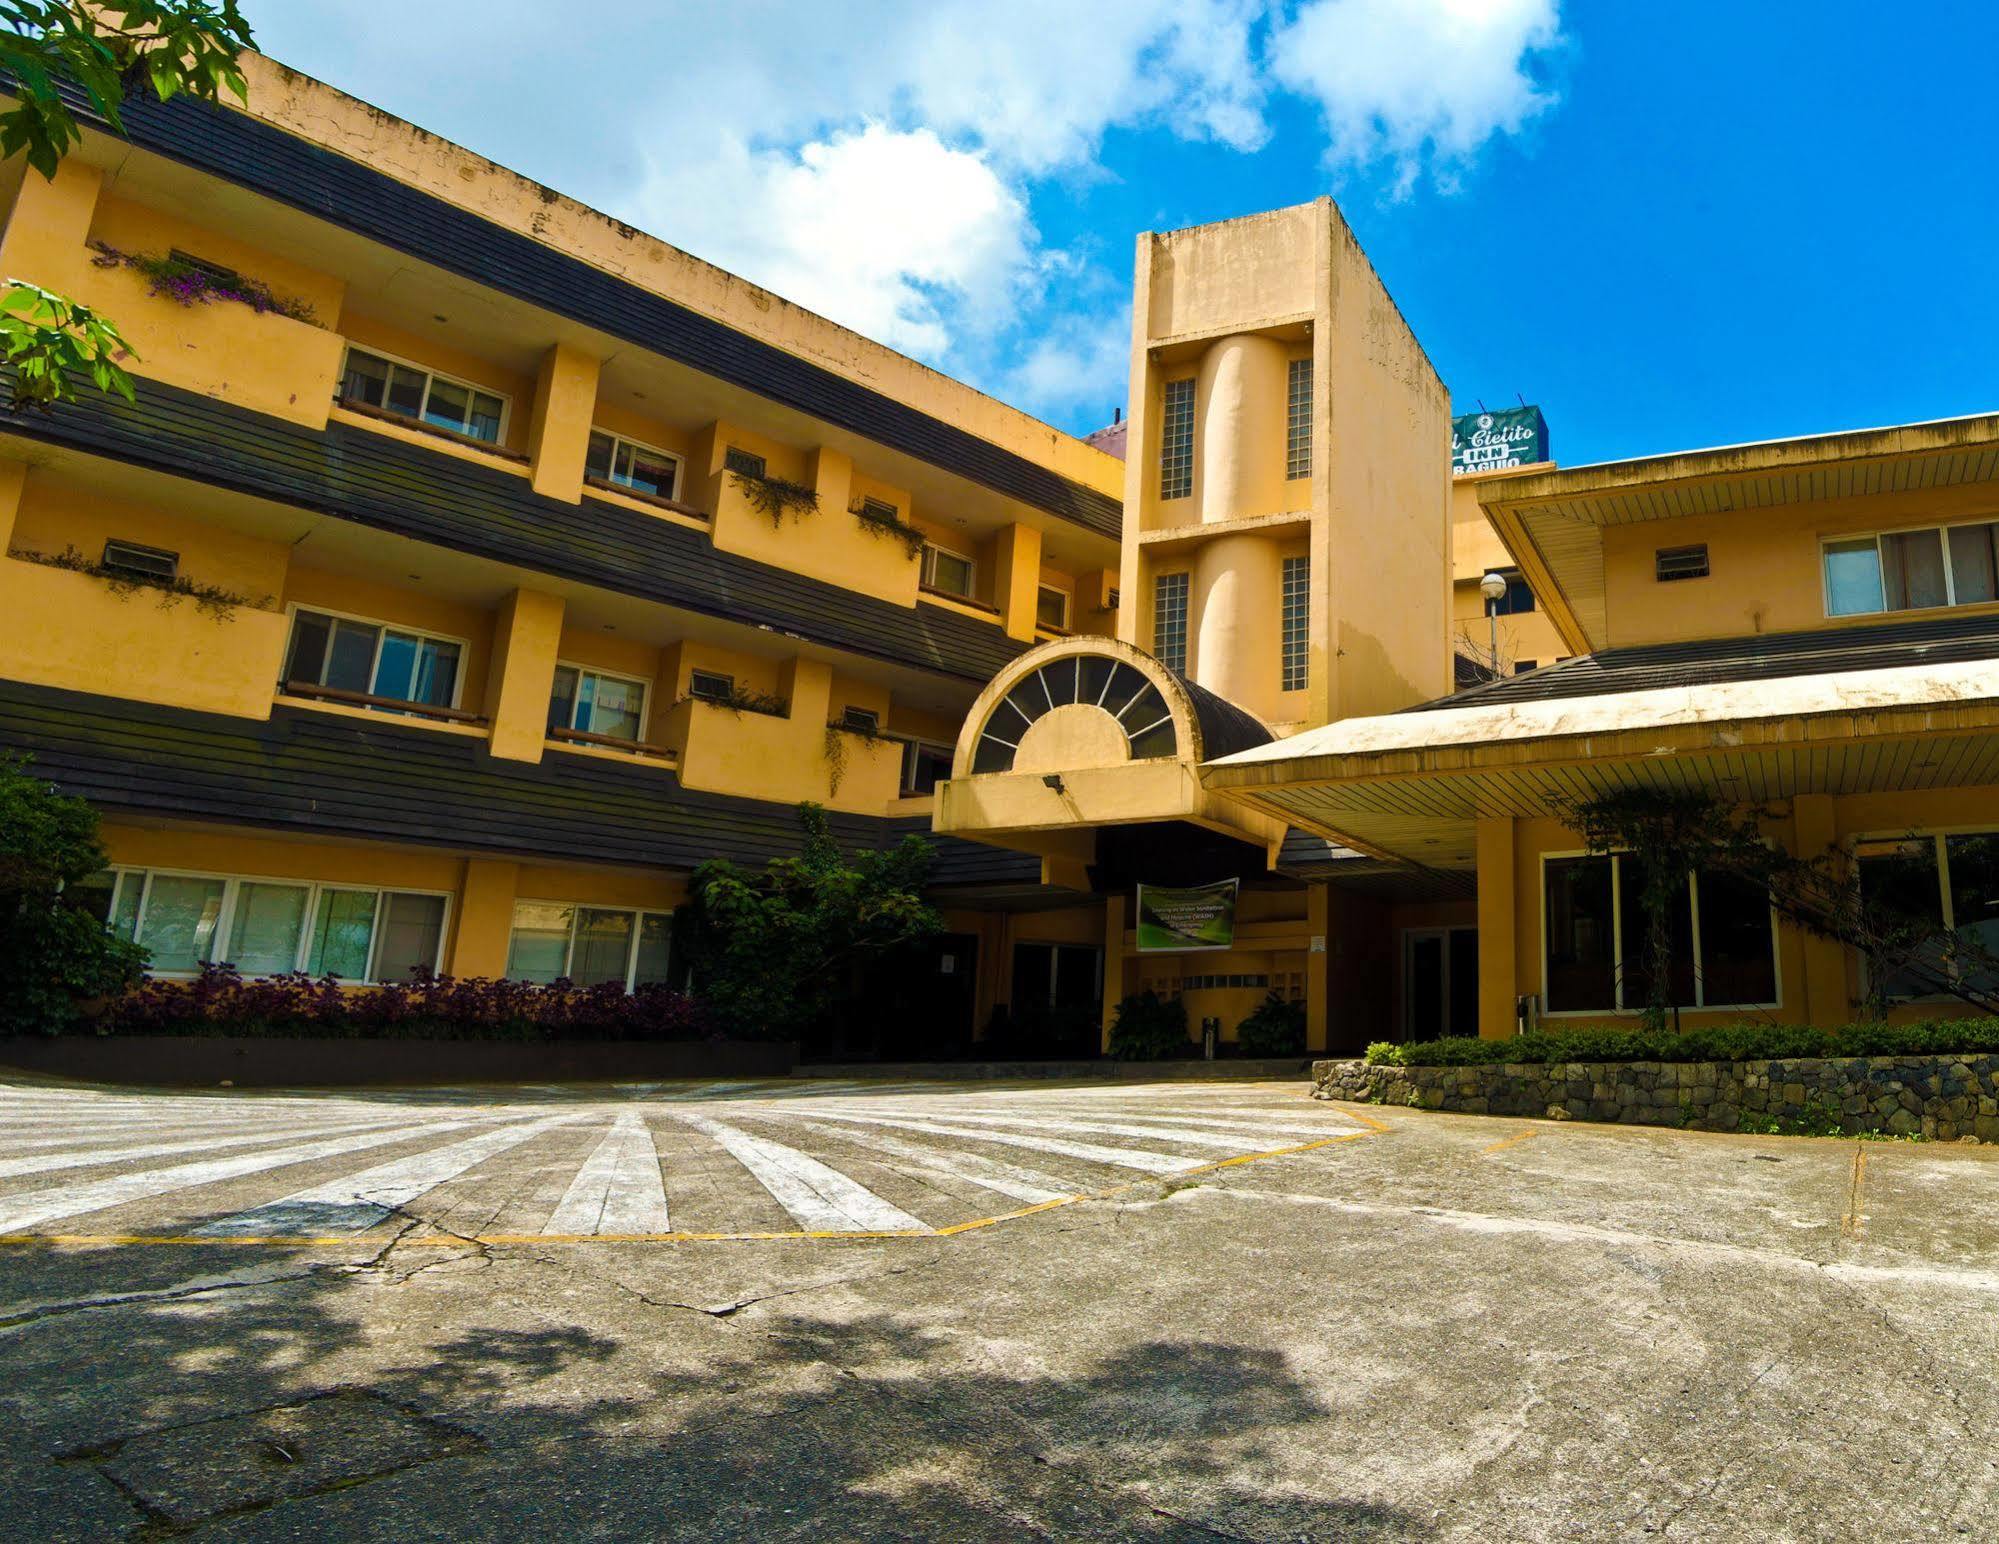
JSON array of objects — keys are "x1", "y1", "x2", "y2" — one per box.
[
  {"x1": 1035, "y1": 583, "x2": 1071, "y2": 632},
  {"x1": 920, "y1": 542, "x2": 978, "y2": 599},
  {"x1": 1285, "y1": 355, "x2": 1313, "y2": 481},
  {"x1": 280, "y1": 602, "x2": 471, "y2": 713},
  {"x1": 504, "y1": 899, "x2": 675, "y2": 992},
  {"x1": 1537, "y1": 849, "x2": 1782, "y2": 1017},
  {"x1": 1153, "y1": 571, "x2": 1190, "y2": 673},
  {"x1": 586, "y1": 428, "x2": 682, "y2": 502},
  {"x1": 336, "y1": 343, "x2": 511, "y2": 445},
  {"x1": 1159, "y1": 376, "x2": 1195, "y2": 500},
  {"x1": 1280, "y1": 552, "x2": 1309, "y2": 692},
  {"x1": 1851, "y1": 823, "x2": 1999, "y2": 1001},
  {"x1": 896, "y1": 737, "x2": 954, "y2": 797},
  {"x1": 1820, "y1": 515, "x2": 1999, "y2": 619},
  {"x1": 101, "y1": 865, "x2": 452, "y2": 983},
  {"x1": 548, "y1": 660, "x2": 651, "y2": 741}
]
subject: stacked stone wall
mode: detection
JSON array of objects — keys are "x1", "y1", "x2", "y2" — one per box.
[{"x1": 1313, "y1": 1055, "x2": 1999, "y2": 1141}]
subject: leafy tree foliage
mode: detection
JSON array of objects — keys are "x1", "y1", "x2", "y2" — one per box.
[
  {"x1": 1107, "y1": 990, "x2": 1188, "y2": 1061},
  {"x1": 680, "y1": 804, "x2": 941, "y2": 1040},
  {"x1": 0, "y1": 754, "x2": 145, "y2": 1032},
  {"x1": 0, "y1": 1, "x2": 255, "y2": 407}
]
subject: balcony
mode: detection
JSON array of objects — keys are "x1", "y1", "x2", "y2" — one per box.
[{"x1": 659, "y1": 696, "x2": 902, "y2": 814}]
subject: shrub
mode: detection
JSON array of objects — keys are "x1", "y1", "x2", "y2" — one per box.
[
  {"x1": 1368, "y1": 1018, "x2": 1999, "y2": 1067},
  {"x1": 93, "y1": 964, "x2": 709, "y2": 1042},
  {"x1": 1235, "y1": 992, "x2": 1306, "y2": 1057},
  {"x1": 1108, "y1": 990, "x2": 1189, "y2": 1061}
]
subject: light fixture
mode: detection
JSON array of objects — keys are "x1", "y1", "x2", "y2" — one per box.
[
  {"x1": 1479, "y1": 571, "x2": 1509, "y2": 604},
  {"x1": 1042, "y1": 773, "x2": 1066, "y2": 794}
]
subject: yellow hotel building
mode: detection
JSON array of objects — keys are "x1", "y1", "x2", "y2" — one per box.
[{"x1": 5, "y1": 50, "x2": 1995, "y2": 1053}]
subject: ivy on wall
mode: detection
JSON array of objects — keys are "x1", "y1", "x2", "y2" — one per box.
[
  {"x1": 88, "y1": 241, "x2": 319, "y2": 324},
  {"x1": 849, "y1": 499, "x2": 925, "y2": 559},
  {"x1": 730, "y1": 468, "x2": 819, "y2": 527},
  {"x1": 14, "y1": 544, "x2": 266, "y2": 620}
]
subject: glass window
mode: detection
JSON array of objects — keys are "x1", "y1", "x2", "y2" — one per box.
[
  {"x1": 1945, "y1": 833, "x2": 1999, "y2": 993},
  {"x1": 67, "y1": 869, "x2": 116, "y2": 925},
  {"x1": 1482, "y1": 569, "x2": 1536, "y2": 616},
  {"x1": 1615, "y1": 863, "x2": 1696, "y2": 1010},
  {"x1": 547, "y1": 665, "x2": 579, "y2": 733},
  {"x1": 138, "y1": 875, "x2": 227, "y2": 973},
  {"x1": 224, "y1": 881, "x2": 310, "y2": 977},
  {"x1": 1948, "y1": 523, "x2": 1999, "y2": 606},
  {"x1": 902, "y1": 742, "x2": 953, "y2": 796},
  {"x1": 633, "y1": 913, "x2": 673, "y2": 988},
  {"x1": 1285, "y1": 357, "x2": 1312, "y2": 480},
  {"x1": 110, "y1": 871, "x2": 142, "y2": 941},
  {"x1": 1281, "y1": 554, "x2": 1309, "y2": 691},
  {"x1": 1036, "y1": 586, "x2": 1069, "y2": 631},
  {"x1": 1159, "y1": 378, "x2": 1194, "y2": 500},
  {"x1": 341, "y1": 347, "x2": 502, "y2": 443},
  {"x1": 922, "y1": 545, "x2": 975, "y2": 598},
  {"x1": 1694, "y1": 871, "x2": 1777, "y2": 1007},
  {"x1": 587, "y1": 430, "x2": 679, "y2": 499},
  {"x1": 374, "y1": 892, "x2": 446, "y2": 983},
  {"x1": 285, "y1": 610, "x2": 459, "y2": 710},
  {"x1": 1824, "y1": 537, "x2": 1886, "y2": 616},
  {"x1": 1544, "y1": 856, "x2": 1616, "y2": 1011},
  {"x1": 584, "y1": 674, "x2": 644, "y2": 740},
  {"x1": 306, "y1": 889, "x2": 378, "y2": 980},
  {"x1": 571, "y1": 908, "x2": 636, "y2": 988},
  {"x1": 1855, "y1": 838, "x2": 1945, "y2": 999},
  {"x1": 723, "y1": 447, "x2": 765, "y2": 480},
  {"x1": 508, "y1": 901, "x2": 575, "y2": 984},
  {"x1": 1153, "y1": 572, "x2": 1189, "y2": 672},
  {"x1": 1881, "y1": 528, "x2": 1948, "y2": 611}
]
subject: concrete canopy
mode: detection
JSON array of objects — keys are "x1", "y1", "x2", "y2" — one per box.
[{"x1": 1201, "y1": 657, "x2": 1999, "y2": 870}]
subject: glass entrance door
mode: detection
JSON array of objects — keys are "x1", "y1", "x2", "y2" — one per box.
[{"x1": 1403, "y1": 927, "x2": 1478, "y2": 1039}]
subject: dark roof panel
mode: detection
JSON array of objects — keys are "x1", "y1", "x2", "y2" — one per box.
[
  {"x1": 1415, "y1": 610, "x2": 1999, "y2": 712},
  {"x1": 1173, "y1": 671, "x2": 1274, "y2": 760}
]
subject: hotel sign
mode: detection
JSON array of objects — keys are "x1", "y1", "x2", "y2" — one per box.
[{"x1": 1453, "y1": 406, "x2": 1549, "y2": 476}]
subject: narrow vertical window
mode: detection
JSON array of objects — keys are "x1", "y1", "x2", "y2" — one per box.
[
  {"x1": 1280, "y1": 554, "x2": 1309, "y2": 691},
  {"x1": 1285, "y1": 357, "x2": 1312, "y2": 480},
  {"x1": 1153, "y1": 572, "x2": 1189, "y2": 672},
  {"x1": 1159, "y1": 378, "x2": 1194, "y2": 500}
]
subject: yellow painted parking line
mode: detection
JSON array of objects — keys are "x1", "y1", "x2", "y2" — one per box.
[
  {"x1": 1481, "y1": 1129, "x2": 1538, "y2": 1155},
  {"x1": 0, "y1": 1127, "x2": 1375, "y2": 1248}
]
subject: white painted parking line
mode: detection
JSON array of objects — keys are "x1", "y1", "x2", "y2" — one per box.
[
  {"x1": 755, "y1": 1116, "x2": 1072, "y2": 1204},
  {"x1": 543, "y1": 1112, "x2": 671, "y2": 1235},
  {"x1": 0, "y1": 1117, "x2": 496, "y2": 1234},
  {"x1": 0, "y1": 1116, "x2": 409, "y2": 1179},
  {"x1": 206, "y1": 1115, "x2": 584, "y2": 1236},
  {"x1": 773, "y1": 1109, "x2": 1199, "y2": 1175},
  {"x1": 669, "y1": 1110, "x2": 926, "y2": 1232},
  {"x1": 801, "y1": 1108, "x2": 1306, "y2": 1151}
]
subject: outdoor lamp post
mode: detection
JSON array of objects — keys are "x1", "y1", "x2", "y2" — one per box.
[{"x1": 1479, "y1": 570, "x2": 1508, "y2": 678}]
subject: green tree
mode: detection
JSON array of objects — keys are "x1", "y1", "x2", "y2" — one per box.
[
  {"x1": 0, "y1": 753, "x2": 145, "y2": 1032},
  {"x1": 680, "y1": 804, "x2": 941, "y2": 1040},
  {"x1": 1, "y1": 1, "x2": 255, "y2": 408}
]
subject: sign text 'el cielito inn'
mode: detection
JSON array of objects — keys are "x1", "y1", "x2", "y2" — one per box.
[{"x1": 1452, "y1": 405, "x2": 1550, "y2": 476}]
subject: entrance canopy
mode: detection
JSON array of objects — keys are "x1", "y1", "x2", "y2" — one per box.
[{"x1": 935, "y1": 637, "x2": 1284, "y2": 868}]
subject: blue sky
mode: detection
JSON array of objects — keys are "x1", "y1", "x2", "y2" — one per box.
[{"x1": 247, "y1": 2, "x2": 1999, "y2": 465}]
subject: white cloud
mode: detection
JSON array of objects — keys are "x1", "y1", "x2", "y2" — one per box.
[
  {"x1": 1272, "y1": 0, "x2": 1565, "y2": 193},
  {"x1": 1001, "y1": 309, "x2": 1133, "y2": 424}
]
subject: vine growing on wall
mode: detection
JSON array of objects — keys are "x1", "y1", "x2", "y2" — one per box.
[
  {"x1": 848, "y1": 499, "x2": 925, "y2": 559},
  {"x1": 687, "y1": 683, "x2": 787, "y2": 718},
  {"x1": 88, "y1": 242, "x2": 318, "y2": 324},
  {"x1": 729, "y1": 468, "x2": 819, "y2": 527},
  {"x1": 14, "y1": 545, "x2": 266, "y2": 619},
  {"x1": 822, "y1": 717, "x2": 890, "y2": 795}
]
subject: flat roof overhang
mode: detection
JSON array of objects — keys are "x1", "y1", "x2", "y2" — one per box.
[
  {"x1": 934, "y1": 760, "x2": 1287, "y2": 864},
  {"x1": 1479, "y1": 413, "x2": 1999, "y2": 654},
  {"x1": 1200, "y1": 658, "x2": 1999, "y2": 870}
]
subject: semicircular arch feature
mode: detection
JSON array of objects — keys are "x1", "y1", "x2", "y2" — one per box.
[{"x1": 971, "y1": 654, "x2": 1178, "y2": 775}]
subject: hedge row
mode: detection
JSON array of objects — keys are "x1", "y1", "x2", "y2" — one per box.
[{"x1": 1364, "y1": 1019, "x2": 1999, "y2": 1068}]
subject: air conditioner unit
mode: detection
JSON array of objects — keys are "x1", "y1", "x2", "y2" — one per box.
[{"x1": 101, "y1": 540, "x2": 179, "y2": 582}]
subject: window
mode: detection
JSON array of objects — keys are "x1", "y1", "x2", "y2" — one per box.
[
  {"x1": 1855, "y1": 832, "x2": 1999, "y2": 998},
  {"x1": 900, "y1": 740, "x2": 953, "y2": 797},
  {"x1": 1036, "y1": 585, "x2": 1070, "y2": 631},
  {"x1": 100, "y1": 869, "x2": 447, "y2": 981},
  {"x1": 841, "y1": 706, "x2": 880, "y2": 734},
  {"x1": 585, "y1": 430, "x2": 680, "y2": 501},
  {"x1": 101, "y1": 540, "x2": 177, "y2": 582},
  {"x1": 723, "y1": 446, "x2": 766, "y2": 480},
  {"x1": 1655, "y1": 544, "x2": 1710, "y2": 582},
  {"x1": 1482, "y1": 569, "x2": 1536, "y2": 616},
  {"x1": 856, "y1": 496, "x2": 899, "y2": 524},
  {"x1": 170, "y1": 248, "x2": 241, "y2": 288},
  {"x1": 1159, "y1": 378, "x2": 1195, "y2": 499},
  {"x1": 548, "y1": 665, "x2": 648, "y2": 742},
  {"x1": 921, "y1": 543, "x2": 976, "y2": 599},
  {"x1": 1280, "y1": 554, "x2": 1309, "y2": 691},
  {"x1": 1012, "y1": 942, "x2": 1102, "y2": 1010},
  {"x1": 1541, "y1": 854, "x2": 1777, "y2": 1013},
  {"x1": 284, "y1": 608, "x2": 463, "y2": 713},
  {"x1": 1825, "y1": 519, "x2": 1999, "y2": 617},
  {"x1": 1153, "y1": 572, "x2": 1189, "y2": 672},
  {"x1": 688, "y1": 669, "x2": 734, "y2": 703},
  {"x1": 505, "y1": 901, "x2": 673, "y2": 991},
  {"x1": 339, "y1": 346, "x2": 505, "y2": 444},
  {"x1": 1285, "y1": 357, "x2": 1312, "y2": 480}
]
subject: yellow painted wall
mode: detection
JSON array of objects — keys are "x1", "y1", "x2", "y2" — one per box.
[{"x1": 1449, "y1": 476, "x2": 1566, "y2": 673}]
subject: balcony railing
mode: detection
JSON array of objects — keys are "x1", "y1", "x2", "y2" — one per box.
[{"x1": 281, "y1": 679, "x2": 488, "y2": 724}]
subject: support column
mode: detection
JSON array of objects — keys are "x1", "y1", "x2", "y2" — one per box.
[
  {"x1": 993, "y1": 522, "x2": 1044, "y2": 642},
  {"x1": 450, "y1": 859, "x2": 520, "y2": 978},
  {"x1": 779, "y1": 655, "x2": 833, "y2": 725},
  {"x1": 1101, "y1": 892, "x2": 1127, "y2": 1054},
  {"x1": 1306, "y1": 882, "x2": 1330, "y2": 1053},
  {"x1": 526, "y1": 343, "x2": 601, "y2": 502},
  {"x1": 1476, "y1": 815, "x2": 1517, "y2": 1039},
  {"x1": 484, "y1": 588, "x2": 565, "y2": 762},
  {"x1": 0, "y1": 159, "x2": 101, "y2": 282},
  {"x1": 1793, "y1": 793, "x2": 1849, "y2": 1024}
]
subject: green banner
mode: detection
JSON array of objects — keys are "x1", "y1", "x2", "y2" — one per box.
[
  {"x1": 1452, "y1": 405, "x2": 1549, "y2": 476},
  {"x1": 1136, "y1": 879, "x2": 1239, "y2": 953}
]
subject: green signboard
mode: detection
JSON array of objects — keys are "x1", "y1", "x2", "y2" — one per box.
[
  {"x1": 1136, "y1": 879, "x2": 1239, "y2": 953},
  {"x1": 1452, "y1": 405, "x2": 1549, "y2": 476}
]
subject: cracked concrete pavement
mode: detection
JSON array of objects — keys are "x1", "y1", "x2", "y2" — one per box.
[{"x1": 3, "y1": 1083, "x2": 1998, "y2": 1540}]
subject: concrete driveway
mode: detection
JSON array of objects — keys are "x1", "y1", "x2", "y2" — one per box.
[{"x1": 1, "y1": 1075, "x2": 1994, "y2": 1540}]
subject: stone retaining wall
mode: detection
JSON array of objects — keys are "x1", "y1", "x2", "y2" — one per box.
[{"x1": 1313, "y1": 1053, "x2": 1999, "y2": 1141}]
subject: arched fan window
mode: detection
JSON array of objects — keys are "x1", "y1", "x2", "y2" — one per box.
[{"x1": 971, "y1": 656, "x2": 1179, "y2": 773}]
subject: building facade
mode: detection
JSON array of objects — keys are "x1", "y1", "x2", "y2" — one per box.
[{"x1": 8, "y1": 44, "x2": 1990, "y2": 1054}]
